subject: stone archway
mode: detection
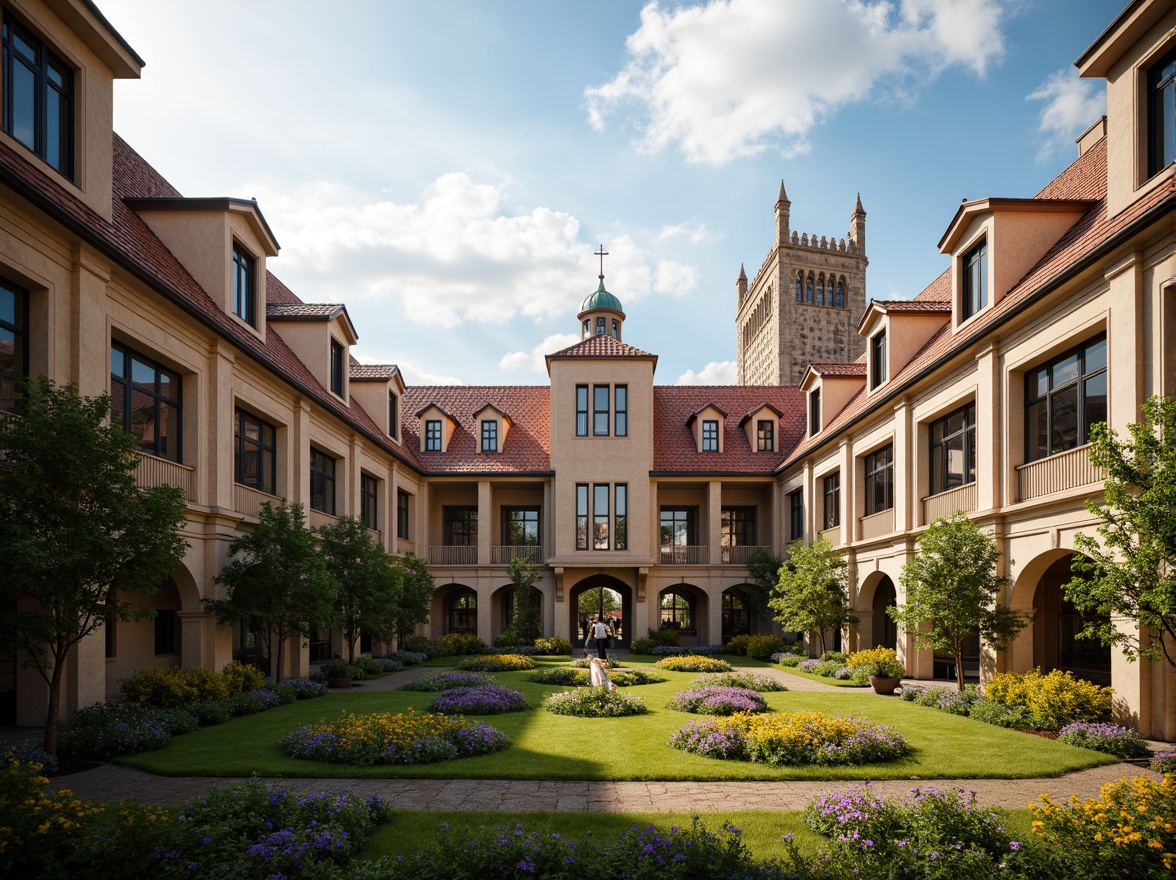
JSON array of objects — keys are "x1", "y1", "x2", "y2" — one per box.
[
  {"x1": 657, "y1": 584, "x2": 710, "y2": 646},
  {"x1": 855, "y1": 571, "x2": 898, "y2": 652},
  {"x1": 722, "y1": 587, "x2": 752, "y2": 642},
  {"x1": 491, "y1": 583, "x2": 543, "y2": 644},
  {"x1": 570, "y1": 575, "x2": 632, "y2": 649},
  {"x1": 107, "y1": 575, "x2": 184, "y2": 698},
  {"x1": 1026, "y1": 553, "x2": 1111, "y2": 686}
]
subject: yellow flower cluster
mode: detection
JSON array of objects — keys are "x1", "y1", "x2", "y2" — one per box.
[
  {"x1": 845, "y1": 647, "x2": 905, "y2": 677},
  {"x1": 310, "y1": 708, "x2": 467, "y2": 751},
  {"x1": 456, "y1": 654, "x2": 537, "y2": 672},
  {"x1": 731, "y1": 710, "x2": 865, "y2": 748},
  {"x1": 986, "y1": 668, "x2": 1112, "y2": 729},
  {"x1": 1031, "y1": 774, "x2": 1176, "y2": 874},
  {"x1": 1, "y1": 760, "x2": 98, "y2": 859}
]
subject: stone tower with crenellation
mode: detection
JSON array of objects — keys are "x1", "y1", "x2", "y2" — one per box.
[{"x1": 735, "y1": 183, "x2": 868, "y2": 386}]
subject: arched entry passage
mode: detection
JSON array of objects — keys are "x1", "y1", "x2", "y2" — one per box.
[
  {"x1": 658, "y1": 584, "x2": 708, "y2": 645},
  {"x1": 492, "y1": 583, "x2": 543, "y2": 643},
  {"x1": 445, "y1": 587, "x2": 478, "y2": 635},
  {"x1": 570, "y1": 575, "x2": 631, "y2": 649},
  {"x1": 1033, "y1": 555, "x2": 1111, "y2": 686},
  {"x1": 722, "y1": 588, "x2": 752, "y2": 642},
  {"x1": 872, "y1": 576, "x2": 897, "y2": 650}
]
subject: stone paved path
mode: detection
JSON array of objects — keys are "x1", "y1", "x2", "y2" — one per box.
[{"x1": 13, "y1": 658, "x2": 1170, "y2": 814}]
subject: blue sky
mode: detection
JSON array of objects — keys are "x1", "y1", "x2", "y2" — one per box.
[{"x1": 97, "y1": 0, "x2": 1117, "y2": 386}]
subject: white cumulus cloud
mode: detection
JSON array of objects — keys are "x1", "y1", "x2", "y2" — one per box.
[
  {"x1": 676, "y1": 361, "x2": 738, "y2": 384},
  {"x1": 1026, "y1": 68, "x2": 1105, "y2": 163},
  {"x1": 586, "y1": 0, "x2": 1006, "y2": 165},
  {"x1": 251, "y1": 175, "x2": 698, "y2": 329},
  {"x1": 499, "y1": 333, "x2": 583, "y2": 373}
]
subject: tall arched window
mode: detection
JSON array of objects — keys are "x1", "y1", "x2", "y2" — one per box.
[
  {"x1": 446, "y1": 589, "x2": 477, "y2": 634},
  {"x1": 835, "y1": 278, "x2": 845, "y2": 309},
  {"x1": 816, "y1": 275, "x2": 825, "y2": 306},
  {"x1": 660, "y1": 590, "x2": 694, "y2": 632},
  {"x1": 805, "y1": 275, "x2": 814, "y2": 304},
  {"x1": 795, "y1": 272, "x2": 804, "y2": 302}
]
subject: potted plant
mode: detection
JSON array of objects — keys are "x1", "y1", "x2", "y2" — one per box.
[
  {"x1": 323, "y1": 658, "x2": 354, "y2": 689},
  {"x1": 848, "y1": 647, "x2": 906, "y2": 695}
]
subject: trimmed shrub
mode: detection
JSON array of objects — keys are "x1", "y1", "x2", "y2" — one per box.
[
  {"x1": 726, "y1": 634, "x2": 787, "y2": 660},
  {"x1": 400, "y1": 671, "x2": 497, "y2": 692},
  {"x1": 119, "y1": 665, "x2": 225, "y2": 707},
  {"x1": 571, "y1": 656, "x2": 622, "y2": 669},
  {"x1": 968, "y1": 697, "x2": 1036, "y2": 729},
  {"x1": 492, "y1": 626, "x2": 524, "y2": 648},
  {"x1": 456, "y1": 653, "x2": 536, "y2": 672},
  {"x1": 220, "y1": 660, "x2": 265, "y2": 696},
  {"x1": 356, "y1": 655, "x2": 387, "y2": 676},
  {"x1": 529, "y1": 667, "x2": 589, "y2": 687},
  {"x1": 821, "y1": 650, "x2": 847, "y2": 663},
  {"x1": 403, "y1": 636, "x2": 450, "y2": 659},
  {"x1": 984, "y1": 668, "x2": 1112, "y2": 731},
  {"x1": 429, "y1": 685, "x2": 529, "y2": 715},
  {"x1": 58, "y1": 702, "x2": 192, "y2": 760},
  {"x1": 810, "y1": 659, "x2": 844, "y2": 678},
  {"x1": 439, "y1": 632, "x2": 487, "y2": 656},
  {"x1": 692, "y1": 671, "x2": 787, "y2": 692},
  {"x1": 654, "y1": 655, "x2": 732, "y2": 673},
  {"x1": 371, "y1": 657, "x2": 402, "y2": 673},
  {"x1": 629, "y1": 637, "x2": 657, "y2": 655},
  {"x1": 389, "y1": 650, "x2": 428, "y2": 665},
  {"x1": 774, "y1": 652, "x2": 803, "y2": 667},
  {"x1": 533, "y1": 636, "x2": 573, "y2": 655},
  {"x1": 1056, "y1": 722, "x2": 1150, "y2": 759},
  {"x1": 543, "y1": 688, "x2": 647, "y2": 717},
  {"x1": 267, "y1": 682, "x2": 298, "y2": 704},
  {"x1": 283, "y1": 678, "x2": 329, "y2": 699},
  {"x1": 187, "y1": 699, "x2": 233, "y2": 726}
]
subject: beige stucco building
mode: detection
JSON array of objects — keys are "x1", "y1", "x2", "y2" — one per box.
[{"x1": 0, "y1": 0, "x2": 1173, "y2": 739}]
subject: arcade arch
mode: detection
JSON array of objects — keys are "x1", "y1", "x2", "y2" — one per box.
[{"x1": 570, "y1": 575, "x2": 631, "y2": 648}]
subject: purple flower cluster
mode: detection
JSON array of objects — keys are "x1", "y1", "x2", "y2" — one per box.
[
  {"x1": 0, "y1": 742, "x2": 58, "y2": 774},
  {"x1": 668, "y1": 719, "x2": 747, "y2": 760},
  {"x1": 400, "y1": 671, "x2": 497, "y2": 692},
  {"x1": 1057, "y1": 721, "x2": 1150, "y2": 758},
  {"x1": 282, "y1": 678, "x2": 329, "y2": 699},
  {"x1": 58, "y1": 701, "x2": 186, "y2": 760},
  {"x1": 667, "y1": 686, "x2": 768, "y2": 715},
  {"x1": 650, "y1": 645, "x2": 724, "y2": 656},
  {"x1": 391, "y1": 650, "x2": 429, "y2": 665},
  {"x1": 805, "y1": 784, "x2": 890, "y2": 837},
  {"x1": 798, "y1": 658, "x2": 822, "y2": 673},
  {"x1": 429, "y1": 685, "x2": 529, "y2": 715}
]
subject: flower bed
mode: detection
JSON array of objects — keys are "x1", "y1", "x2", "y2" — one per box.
[
  {"x1": 667, "y1": 685, "x2": 768, "y2": 715},
  {"x1": 529, "y1": 667, "x2": 664, "y2": 687},
  {"x1": 389, "y1": 650, "x2": 429, "y2": 665},
  {"x1": 691, "y1": 671, "x2": 787, "y2": 692},
  {"x1": 653, "y1": 655, "x2": 732, "y2": 673},
  {"x1": 456, "y1": 653, "x2": 537, "y2": 672},
  {"x1": 984, "y1": 668, "x2": 1112, "y2": 731},
  {"x1": 1153, "y1": 752, "x2": 1176, "y2": 774},
  {"x1": 543, "y1": 688, "x2": 648, "y2": 717},
  {"x1": 650, "y1": 645, "x2": 724, "y2": 656},
  {"x1": 670, "y1": 711, "x2": 909, "y2": 766},
  {"x1": 429, "y1": 685, "x2": 529, "y2": 715},
  {"x1": 399, "y1": 671, "x2": 497, "y2": 692},
  {"x1": 1056, "y1": 722, "x2": 1150, "y2": 759},
  {"x1": 58, "y1": 701, "x2": 197, "y2": 761},
  {"x1": 532, "y1": 636, "x2": 573, "y2": 655},
  {"x1": 281, "y1": 709, "x2": 509, "y2": 765},
  {"x1": 571, "y1": 656, "x2": 622, "y2": 669}
]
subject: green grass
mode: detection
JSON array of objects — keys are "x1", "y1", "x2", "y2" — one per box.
[
  {"x1": 775, "y1": 666, "x2": 868, "y2": 687},
  {"x1": 119, "y1": 656, "x2": 1115, "y2": 781},
  {"x1": 361, "y1": 807, "x2": 1039, "y2": 863}
]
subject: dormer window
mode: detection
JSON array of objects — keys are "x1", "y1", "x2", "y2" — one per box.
[
  {"x1": 809, "y1": 388, "x2": 821, "y2": 436},
  {"x1": 756, "y1": 419, "x2": 774, "y2": 451},
  {"x1": 481, "y1": 419, "x2": 497, "y2": 452},
  {"x1": 870, "y1": 330, "x2": 887, "y2": 389},
  {"x1": 231, "y1": 242, "x2": 257, "y2": 326},
  {"x1": 1149, "y1": 47, "x2": 1175, "y2": 178},
  {"x1": 425, "y1": 419, "x2": 442, "y2": 451},
  {"x1": 702, "y1": 419, "x2": 719, "y2": 452},
  {"x1": 2, "y1": 12, "x2": 73, "y2": 179},
  {"x1": 329, "y1": 338, "x2": 344, "y2": 396},
  {"x1": 962, "y1": 239, "x2": 988, "y2": 321}
]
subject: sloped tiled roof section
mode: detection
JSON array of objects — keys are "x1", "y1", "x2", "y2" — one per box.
[
  {"x1": 350, "y1": 364, "x2": 399, "y2": 381},
  {"x1": 809, "y1": 363, "x2": 867, "y2": 377},
  {"x1": 873, "y1": 300, "x2": 952, "y2": 313},
  {"x1": 267, "y1": 302, "x2": 344, "y2": 319},
  {"x1": 653, "y1": 386, "x2": 806, "y2": 473},
  {"x1": 548, "y1": 335, "x2": 656, "y2": 359},
  {"x1": 401, "y1": 387, "x2": 551, "y2": 473}
]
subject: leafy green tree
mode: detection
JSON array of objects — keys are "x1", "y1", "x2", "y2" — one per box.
[
  {"x1": 504, "y1": 556, "x2": 542, "y2": 643},
  {"x1": 317, "y1": 516, "x2": 401, "y2": 662},
  {"x1": 891, "y1": 512, "x2": 1026, "y2": 691},
  {"x1": 0, "y1": 378, "x2": 188, "y2": 755},
  {"x1": 769, "y1": 537, "x2": 857, "y2": 655},
  {"x1": 1065, "y1": 395, "x2": 1176, "y2": 673},
  {"x1": 205, "y1": 502, "x2": 337, "y2": 682},
  {"x1": 746, "y1": 548, "x2": 787, "y2": 619},
  {"x1": 388, "y1": 552, "x2": 435, "y2": 646}
]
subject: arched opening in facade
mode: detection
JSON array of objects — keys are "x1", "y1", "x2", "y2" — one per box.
[
  {"x1": 492, "y1": 583, "x2": 544, "y2": 643},
  {"x1": 1032, "y1": 555, "x2": 1111, "y2": 686},
  {"x1": 106, "y1": 575, "x2": 183, "y2": 697},
  {"x1": 722, "y1": 587, "x2": 752, "y2": 642},
  {"x1": 872, "y1": 576, "x2": 897, "y2": 650},
  {"x1": 444, "y1": 587, "x2": 478, "y2": 635},
  {"x1": 657, "y1": 584, "x2": 709, "y2": 645},
  {"x1": 570, "y1": 575, "x2": 631, "y2": 648}
]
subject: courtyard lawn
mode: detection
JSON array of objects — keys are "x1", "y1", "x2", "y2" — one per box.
[
  {"x1": 775, "y1": 666, "x2": 869, "y2": 687},
  {"x1": 118, "y1": 657, "x2": 1115, "y2": 781}
]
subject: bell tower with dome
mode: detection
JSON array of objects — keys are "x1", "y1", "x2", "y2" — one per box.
[{"x1": 578, "y1": 246, "x2": 626, "y2": 342}]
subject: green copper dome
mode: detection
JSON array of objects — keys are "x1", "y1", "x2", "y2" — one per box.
[{"x1": 579, "y1": 277, "x2": 624, "y2": 314}]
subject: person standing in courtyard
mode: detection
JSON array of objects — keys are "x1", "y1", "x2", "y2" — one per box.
[{"x1": 591, "y1": 615, "x2": 609, "y2": 660}]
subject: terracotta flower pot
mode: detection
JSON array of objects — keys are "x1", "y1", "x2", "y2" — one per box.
[
  {"x1": 869, "y1": 675, "x2": 902, "y2": 696},
  {"x1": 327, "y1": 676, "x2": 353, "y2": 689}
]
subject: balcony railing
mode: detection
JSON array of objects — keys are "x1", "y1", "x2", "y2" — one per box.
[
  {"x1": 858, "y1": 507, "x2": 895, "y2": 541},
  {"x1": 720, "y1": 544, "x2": 769, "y2": 565},
  {"x1": 428, "y1": 545, "x2": 478, "y2": 565},
  {"x1": 1017, "y1": 444, "x2": 1104, "y2": 501},
  {"x1": 492, "y1": 544, "x2": 542, "y2": 564},
  {"x1": 923, "y1": 482, "x2": 977, "y2": 523},
  {"x1": 308, "y1": 509, "x2": 338, "y2": 531},
  {"x1": 818, "y1": 525, "x2": 841, "y2": 547},
  {"x1": 234, "y1": 483, "x2": 283, "y2": 520},
  {"x1": 367, "y1": 528, "x2": 382, "y2": 545},
  {"x1": 134, "y1": 451, "x2": 195, "y2": 501},
  {"x1": 659, "y1": 544, "x2": 708, "y2": 565}
]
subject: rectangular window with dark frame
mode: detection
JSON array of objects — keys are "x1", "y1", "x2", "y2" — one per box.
[
  {"x1": 153, "y1": 609, "x2": 176, "y2": 656},
  {"x1": 443, "y1": 506, "x2": 477, "y2": 546},
  {"x1": 2, "y1": 11, "x2": 72, "y2": 178},
  {"x1": 929, "y1": 402, "x2": 976, "y2": 496},
  {"x1": 502, "y1": 507, "x2": 540, "y2": 552},
  {"x1": 575, "y1": 385, "x2": 588, "y2": 436},
  {"x1": 481, "y1": 419, "x2": 497, "y2": 452},
  {"x1": 329, "y1": 339, "x2": 344, "y2": 396},
  {"x1": 425, "y1": 419, "x2": 442, "y2": 451},
  {"x1": 962, "y1": 240, "x2": 988, "y2": 321},
  {"x1": 809, "y1": 388, "x2": 821, "y2": 436},
  {"x1": 396, "y1": 489, "x2": 410, "y2": 539},
  {"x1": 788, "y1": 490, "x2": 804, "y2": 541},
  {"x1": 231, "y1": 243, "x2": 256, "y2": 326},
  {"x1": 593, "y1": 385, "x2": 609, "y2": 436},
  {"x1": 593, "y1": 484, "x2": 610, "y2": 549},
  {"x1": 360, "y1": 473, "x2": 379, "y2": 531},
  {"x1": 234, "y1": 408, "x2": 276, "y2": 495},
  {"x1": 1025, "y1": 334, "x2": 1107, "y2": 462},
  {"x1": 576, "y1": 483, "x2": 589, "y2": 550},
  {"x1": 309, "y1": 448, "x2": 336, "y2": 515},
  {"x1": 1148, "y1": 47, "x2": 1175, "y2": 178},
  {"x1": 0, "y1": 278, "x2": 29, "y2": 413},
  {"x1": 756, "y1": 419, "x2": 774, "y2": 452},
  {"x1": 864, "y1": 444, "x2": 894, "y2": 515},
  {"x1": 702, "y1": 419, "x2": 719, "y2": 451},
  {"x1": 721, "y1": 507, "x2": 756, "y2": 557},
  {"x1": 110, "y1": 342, "x2": 182, "y2": 463},
  {"x1": 614, "y1": 484, "x2": 627, "y2": 550},
  {"x1": 388, "y1": 393, "x2": 398, "y2": 440},
  {"x1": 660, "y1": 508, "x2": 697, "y2": 562},
  {"x1": 823, "y1": 472, "x2": 841, "y2": 530},
  {"x1": 871, "y1": 330, "x2": 887, "y2": 388},
  {"x1": 614, "y1": 384, "x2": 628, "y2": 437}
]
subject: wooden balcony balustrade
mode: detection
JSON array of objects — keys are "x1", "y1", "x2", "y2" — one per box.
[
  {"x1": 922, "y1": 482, "x2": 977, "y2": 523},
  {"x1": 1017, "y1": 444, "x2": 1104, "y2": 501}
]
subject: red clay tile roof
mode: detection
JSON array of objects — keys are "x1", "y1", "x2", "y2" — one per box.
[
  {"x1": 810, "y1": 363, "x2": 867, "y2": 377},
  {"x1": 350, "y1": 364, "x2": 399, "y2": 381},
  {"x1": 548, "y1": 336, "x2": 656, "y2": 359},
  {"x1": 873, "y1": 300, "x2": 952, "y2": 313},
  {"x1": 267, "y1": 302, "x2": 344, "y2": 319},
  {"x1": 913, "y1": 268, "x2": 952, "y2": 303},
  {"x1": 402, "y1": 387, "x2": 552, "y2": 473},
  {"x1": 653, "y1": 386, "x2": 806, "y2": 473}
]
